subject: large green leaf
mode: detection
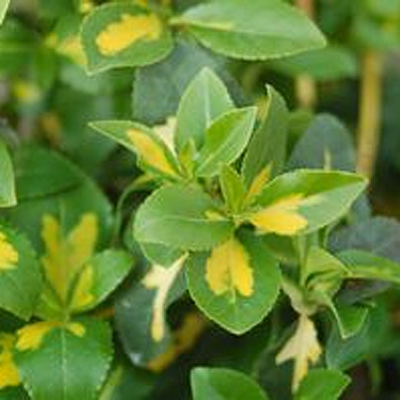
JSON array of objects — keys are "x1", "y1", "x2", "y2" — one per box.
[
  {"x1": 295, "y1": 369, "x2": 350, "y2": 400},
  {"x1": 242, "y1": 85, "x2": 289, "y2": 186},
  {"x1": 246, "y1": 170, "x2": 367, "y2": 236},
  {"x1": 175, "y1": 0, "x2": 326, "y2": 60},
  {"x1": 191, "y1": 367, "x2": 270, "y2": 400},
  {"x1": 175, "y1": 67, "x2": 234, "y2": 151},
  {"x1": 195, "y1": 107, "x2": 257, "y2": 177},
  {"x1": 0, "y1": 222, "x2": 42, "y2": 320},
  {"x1": 134, "y1": 184, "x2": 234, "y2": 251},
  {"x1": 14, "y1": 318, "x2": 112, "y2": 400},
  {"x1": 186, "y1": 231, "x2": 280, "y2": 334},
  {"x1": 0, "y1": 138, "x2": 16, "y2": 207},
  {"x1": 81, "y1": 3, "x2": 174, "y2": 74}
]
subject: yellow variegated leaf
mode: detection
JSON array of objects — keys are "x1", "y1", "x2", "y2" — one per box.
[
  {"x1": 205, "y1": 238, "x2": 254, "y2": 298},
  {"x1": 276, "y1": 314, "x2": 322, "y2": 391},
  {"x1": 248, "y1": 194, "x2": 308, "y2": 235},
  {"x1": 47, "y1": 33, "x2": 87, "y2": 66},
  {"x1": 0, "y1": 334, "x2": 20, "y2": 389},
  {"x1": 0, "y1": 231, "x2": 18, "y2": 272},
  {"x1": 96, "y1": 13, "x2": 162, "y2": 56},
  {"x1": 127, "y1": 129, "x2": 179, "y2": 177},
  {"x1": 16, "y1": 321, "x2": 86, "y2": 352},
  {"x1": 147, "y1": 312, "x2": 207, "y2": 372},
  {"x1": 142, "y1": 256, "x2": 186, "y2": 342},
  {"x1": 244, "y1": 164, "x2": 272, "y2": 205},
  {"x1": 153, "y1": 117, "x2": 177, "y2": 153},
  {"x1": 70, "y1": 265, "x2": 95, "y2": 311},
  {"x1": 41, "y1": 213, "x2": 98, "y2": 304}
]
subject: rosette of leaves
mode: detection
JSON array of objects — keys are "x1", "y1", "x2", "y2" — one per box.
[
  {"x1": 0, "y1": 147, "x2": 134, "y2": 399},
  {"x1": 91, "y1": 68, "x2": 368, "y2": 381},
  {"x1": 80, "y1": 0, "x2": 326, "y2": 74}
]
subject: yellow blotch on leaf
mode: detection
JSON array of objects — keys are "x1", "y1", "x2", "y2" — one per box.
[
  {"x1": 70, "y1": 265, "x2": 95, "y2": 312},
  {"x1": 142, "y1": 256, "x2": 186, "y2": 342},
  {"x1": 206, "y1": 238, "x2": 254, "y2": 298},
  {"x1": 16, "y1": 321, "x2": 86, "y2": 352},
  {"x1": 0, "y1": 232, "x2": 18, "y2": 272},
  {"x1": 245, "y1": 164, "x2": 272, "y2": 204},
  {"x1": 276, "y1": 314, "x2": 322, "y2": 391},
  {"x1": 0, "y1": 334, "x2": 20, "y2": 389},
  {"x1": 96, "y1": 13, "x2": 162, "y2": 56},
  {"x1": 127, "y1": 129, "x2": 178, "y2": 177},
  {"x1": 249, "y1": 194, "x2": 308, "y2": 236},
  {"x1": 41, "y1": 213, "x2": 98, "y2": 304}
]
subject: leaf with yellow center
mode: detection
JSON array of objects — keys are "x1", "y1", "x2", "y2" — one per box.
[
  {"x1": 248, "y1": 194, "x2": 308, "y2": 236},
  {"x1": 205, "y1": 238, "x2": 254, "y2": 299},
  {"x1": 276, "y1": 314, "x2": 322, "y2": 392},
  {"x1": 127, "y1": 129, "x2": 179, "y2": 177},
  {"x1": 70, "y1": 265, "x2": 95, "y2": 311},
  {"x1": 16, "y1": 321, "x2": 86, "y2": 352},
  {"x1": 0, "y1": 231, "x2": 18, "y2": 272},
  {"x1": 0, "y1": 334, "x2": 20, "y2": 389},
  {"x1": 41, "y1": 213, "x2": 98, "y2": 304},
  {"x1": 96, "y1": 13, "x2": 162, "y2": 56},
  {"x1": 142, "y1": 256, "x2": 186, "y2": 343},
  {"x1": 244, "y1": 164, "x2": 272, "y2": 205}
]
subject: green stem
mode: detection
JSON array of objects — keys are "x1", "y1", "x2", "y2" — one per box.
[{"x1": 356, "y1": 50, "x2": 383, "y2": 181}]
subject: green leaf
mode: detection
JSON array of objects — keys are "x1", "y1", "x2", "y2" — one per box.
[
  {"x1": 70, "y1": 249, "x2": 134, "y2": 313},
  {"x1": 196, "y1": 107, "x2": 257, "y2": 177},
  {"x1": 134, "y1": 184, "x2": 234, "y2": 251},
  {"x1": 89, "y1": 120, "x2": 181, "y2": 179},
  {"x1": 0, "y1": 222, "x2": 42, "y2": 320},
  {"x1": 287, "y1": 115, "x2": 356, "y2": 172},
  {"x1": 270, "y1": 46, "x2": 357, "y2": 81},
  {"x1": 186, "y1": 231, "x2": 280, "y2": 334},
  {"x1": 338, "y1": 249, "x2": 400, "y2": 284},
  {"x1": 242, "y1": 85, "x2": 289, "y2": 186},
  {"x1": 247, "y1": 170, "x2": 367, "y2": 236},
  {"x1": 219, "y1": 165, "x2": 246, "y2": 213},
  {"x1": 12, "y1": 146, "x2": 81, "y2": 201},
  {"x1": 191, "y1": 367, "x2": 270, "y2": 400},
  {"x1": 81, "y1": 3, "x2": 174, "y2": 74},
  {"x1": 0, "y1": 138, "x2": 16, "y2": 207},
  {"x1": 0, "y1": 0, "x2": 10, "y2": 25},
  {"x1": 0, "y1": 387, "x2": 29, "y2": 400},
  {"x1": 295, "y1": 369, "x2": 350, "y2": 400},
  {"x1": 132, "y1": 39, "x2": 241, "y2": 126},
  {"x1": 176, "y1": 0, "x2": 326, "y2": 60},
  {"x1": 140, "y1": 242, "x2": 184, "y2": 267},
  {"x1": 175, "y1": 67, "x2": 234, "y2": 151},
  {"x1": 14, "y1": 318, "x2": 112, "y2": 400},
  {"x1": 115, "y1": 260, "x2": 186, "y2": 366}
]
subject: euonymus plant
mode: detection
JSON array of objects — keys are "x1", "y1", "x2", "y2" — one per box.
[{"x1": 1, "y1": 0, "x2": 400, "y2": 399}]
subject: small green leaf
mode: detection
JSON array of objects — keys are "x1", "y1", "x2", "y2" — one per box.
[
  {"x1": 175, "y1": 0, "x2": 326, "y2": 60},
  {"x1": 14, "y1": 318, "x2": 112, "y2": 400},
  {"x1": 191, "y1": 367, "x2": 270, "y2": 400},
  {"x1": 140, "y1": 242, "x2": 184, "y2": 267},
  {"x1": 90, "y1": 120, "x2": 181, "y2": 179},
  {"x1": 219, "y1": 165, "x2": 246, "y2": 213},
  {"x1": 242, "y1": 85, "x2": 289, "y2": 186},
  {"x1": 175, "y1": 67, "x2": 234, "y2": 151},
  {"x1": 247, "y1": 170, "x2": 367, "y2": 236},
  {"x1": 295, "y1": 369, "x2": 350, "y2": 400},
  {"x1": 70, "y1": 249, "x2": 134, "y2": 313},
  {"x1": 81, "y1": 3, "x2": 174, "y2": 73},
  {"x1": 0, "y1": 138, "x2": 16, "y2": 207},
  {"x1": 195, "y1": 107, "x2": 257, "y2": 177},
  {"x1": 134, "y1": 184, "x2": 234, "y2": 251},
  {"x1": 0, "y1": 223, "x2": 42, "y2": 320},
  {"x1": 186, "y1": 231, "x2": 280, "y2": 334}
]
